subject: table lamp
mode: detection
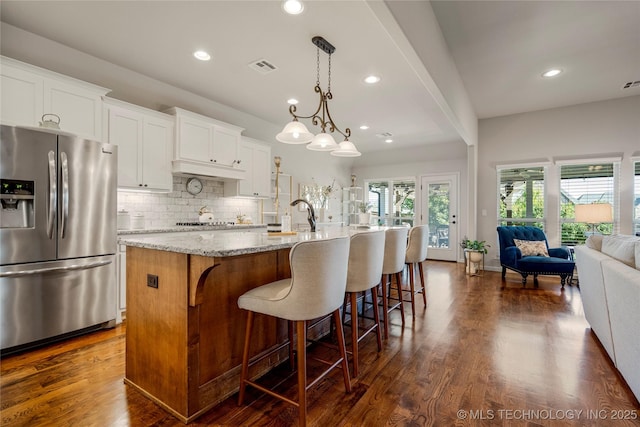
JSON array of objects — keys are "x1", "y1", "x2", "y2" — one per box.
[{"x1": 575, "y1": 203, "x2": 612, "y2": 235}]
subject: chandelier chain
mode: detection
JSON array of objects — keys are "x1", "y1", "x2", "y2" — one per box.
[
  {"x1": 328, "y1": 54, "x2": 332, "y2": 93},
  {"x1": 316, "y1": 47, "x2": 320, "y2": 87}
]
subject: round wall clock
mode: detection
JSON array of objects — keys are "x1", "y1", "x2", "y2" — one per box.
[{"x1": 186, "y1": 177, "x2": 203, "y2": 195}]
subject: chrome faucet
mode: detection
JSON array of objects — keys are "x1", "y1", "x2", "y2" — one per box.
[{"x1": 290, "y1": 199, "x2": 316, "y2": 232}]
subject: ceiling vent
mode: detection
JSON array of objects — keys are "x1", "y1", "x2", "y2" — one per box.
[
  {"x1": 375, "y1": 132, "x2": 393, "y2": 138},
  {"x1": 249, "y1": 59, "x2": 278, "y2": 74},
  {"x1": 622, "y1": 80, "x2": 640, "y2": 89}
]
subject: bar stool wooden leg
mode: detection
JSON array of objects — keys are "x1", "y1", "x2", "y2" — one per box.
[
  {"x1": 408, "y1": 264, "x2": 416, "y2": 315},
  {"x1": 350, "y1": 292, "x2": 359, "y2": 377},
  {"x1": 296, "y1": 320, "x2": 307, "y2": 426},
  {"x1": 238, "y1": 310, "x2": 254, "y2": 406},
  {"x1": 394, "y1": 272, "x2": 406, "y2": 327},
  {"x1": 371, "y1": 286, "x2": 383, "y2": 351},
  {"x1": 380, "y1": 275, "x2": 389, "y2": 339},
  {"x1": 418, "y1": 261, "x2": 427, "y2": 307},
  {"x1": 288, "y1": 320, "x2": 295, "y2": 370},
  {"x1": 333, "y1": 309, "x2": 352, "y2": 392}
]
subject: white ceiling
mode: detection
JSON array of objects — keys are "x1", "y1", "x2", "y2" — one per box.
[
  {"x1": 431, "y1": 0, "x2": 640, "y2": 119},
  {"x1": 1, "y1": 1, "x2": 638, "y2": 153}
]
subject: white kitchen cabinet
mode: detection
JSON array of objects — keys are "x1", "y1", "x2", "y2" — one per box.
[
  {"x1": 0, "y1": 56, "x2": 109, "y2": 141},
  {"x1": 224, "y1": 137, "x2": 271, "y2": 197},
  {"x1": 166, "y1": 107, "x2": 246, "y2": 180},
  {"x1": 103, "y1": 98, "x2": 174, "y2": 192}
]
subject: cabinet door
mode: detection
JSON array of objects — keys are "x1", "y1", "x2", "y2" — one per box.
[
  {"x1": 44, "y1": 79, "x2": 103, "y2": 141},
  {"x1": 237, "y1": 142, "x2": 254, "y2": 196},
  {"x1": 142, "y1": 118, "x2": 173, "y2": 191},
  {"x1": 0, "y1": 64, "x2": 43, "y2": 127},
  {"x1": 252, "y1": 143, "x2": 271, "y2": 197},
  {"x1": 212, "y1": 126, "x2": 240, "y2": 167},
  {"x1": 108, "y1": 108, "x2": 143, "y2": 188},
  {"x1": 177, "y1": 117, "x2": 212, "y2": 162}
]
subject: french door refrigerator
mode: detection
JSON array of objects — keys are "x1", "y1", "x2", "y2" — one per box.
[{"x1": 0, "y1": 125, "x2": 117, "y2": 354}]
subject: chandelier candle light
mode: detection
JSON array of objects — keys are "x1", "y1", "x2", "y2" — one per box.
[{"x1": 276, "y1": 36, "x2": 361, "y2": 157}]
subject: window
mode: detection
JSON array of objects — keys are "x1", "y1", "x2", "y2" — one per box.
[
  {"x1": 366, "y1": 178, "x2": 415, "y2": 226},
  {"x1": 634, "y1": 161, "x2": 640, "y2": 236},
  {"x1": 559, "y1": 161, "x2": 618, "y2": 245},
  {"x1": 497, "y1": 166, "x2": 546, "y2": 228}
]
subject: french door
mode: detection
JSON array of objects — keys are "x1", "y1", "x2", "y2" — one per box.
[{"x1": 421, "y1": 174, "x2": 458, "y2": 261}]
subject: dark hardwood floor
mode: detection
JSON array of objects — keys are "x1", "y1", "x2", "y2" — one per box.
[{"x1": 2, "y1": 261, "x2": 639, "y2": 426}]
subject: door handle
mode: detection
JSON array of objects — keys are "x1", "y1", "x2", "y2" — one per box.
[
  {"x1": 0, "y1": 260, "x2": 112, "y2": 278},
  {"x1": 47, "y1": 150, "x2": 56, "y2": 239},
  {"x1": 60, "y1": 151, "x2": 69, "y2": 239}
]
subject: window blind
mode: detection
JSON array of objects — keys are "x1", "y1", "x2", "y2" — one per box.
[{"x1": 497, "y1": 166, "x2": 545, "y2": 228}]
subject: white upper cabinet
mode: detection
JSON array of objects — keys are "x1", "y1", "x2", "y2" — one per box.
[
  {"x1": 166, "y1": 107, "x2": 246, "y2": 180},
  {"x1": 0, "y1": 56, "x2": 109, "y2": 141},
  {"x1": 103, "y1": 98, "x2": 174, "y2": 192},
  {"x1": 224, "y1": 137, "x2": 271, "y2": 198}
]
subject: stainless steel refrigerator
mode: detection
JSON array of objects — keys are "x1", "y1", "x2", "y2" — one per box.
[{"x1": 1, "y1": 125, "x2": 117, "y2": 354}]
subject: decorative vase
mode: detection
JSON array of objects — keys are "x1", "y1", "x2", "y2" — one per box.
[
  {"x1": 358, "y1": 212, "x2": 371, "y2": 225},
  {"x1": 465, "y1": 250, "x2": 484, "y2": 275}
]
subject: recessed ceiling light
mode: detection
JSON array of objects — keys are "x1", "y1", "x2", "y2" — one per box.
[
  {"x1": 364, "y1": 75, "x2": 381, "y2": 84},
  {"x1": 193, "y1": 50, "x2": 211, "y2": 61},
  {"x1": 360, "y1": 125, "x2": 369, "y2": 130},
  {"x1": 542, "y1": 68, "x2": 562, "y2": 78},
  {"x1": 287, "y1": 98, "x2": 298, "y2": 105},
  {"x1": 282, "y1": 0, "x2": 304, "y2": 15},
  {"x1": 385, "y1": 139, "x2": 393, "y2": 143}
]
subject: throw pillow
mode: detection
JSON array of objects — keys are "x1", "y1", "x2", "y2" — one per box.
[
  {"x1": 513, "y1": 239, "x2": 549, "y2": 257},
  {"x1": 585, "y1": 234, "x2": 604, "y2": 251},
  {"x1": 602, "y1": 235, "x2": 639, "y2": 268}
]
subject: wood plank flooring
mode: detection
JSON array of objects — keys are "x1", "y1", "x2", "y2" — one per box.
[{"x1": 2, "y1": 261, "x2": 639, "y2": 426}]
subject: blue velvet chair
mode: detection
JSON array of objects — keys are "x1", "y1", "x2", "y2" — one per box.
[{"x1": 496, "y1": 226, "x2": 575, "y2": 288}]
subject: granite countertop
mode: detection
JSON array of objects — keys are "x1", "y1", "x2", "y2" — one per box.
[
  {"x1": 118, "y1": 224, "x2": 266, "y2": 235},
  {"x1": 119, "y1": 226, "x2": 388, "y2": 257}
]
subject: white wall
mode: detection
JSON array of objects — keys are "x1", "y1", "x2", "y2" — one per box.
[
  {"x1": 478, "y1": 95, "x2": 640, "y2": 269},
  {"x1": 1, "y1": 23, "x2": 354, "y2": 227}
]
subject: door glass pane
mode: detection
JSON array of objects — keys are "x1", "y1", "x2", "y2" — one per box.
[
  {"x1": 428, "y1": 183, "x2": 450, "y2": 248},
  {"x1": 392, "y1": 180, "x2": 415, "y2": 226}
]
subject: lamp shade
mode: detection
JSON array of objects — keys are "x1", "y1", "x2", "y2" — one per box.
[
  {"x1": 306, "y1": 132, "x2": 338, "y2": 151},
  {"x1": 575, "y1": 203, "x2": 612, "y2": 223},
  {"x1": 330, "y1": 139, "x2": 361, "y2": 157},
  {"x1": 276, "y1": 121, "x2": 314, "y2": 144}
]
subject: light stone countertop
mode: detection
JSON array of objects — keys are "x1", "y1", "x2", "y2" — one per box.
[
  {"x1": 119, "y1": 226, "x2": 388, "y2": 257},
  {"x1": 117, "y1": 224, "x2": 266, "y2": 235}
]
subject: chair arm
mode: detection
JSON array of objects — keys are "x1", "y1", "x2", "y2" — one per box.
[
  {"x1": 549, "y1": 247, "x2": 571, "y2": 260},
  {"x1": 502, "y1": 246, "x2": 521, "y2": 266}
]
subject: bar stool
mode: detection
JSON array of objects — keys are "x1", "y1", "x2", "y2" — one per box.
[
  {"x1": 404, "y1": 224, "x2": 429, "y2": 314},
  {"x1": 237, "y1": 236, "x2": 352, "y2": 427},
  {"x1": 380, "y1": 227, "x2": 409, "y2": 339},
  {"x1": 343, "y1": 230, "x2": 385, "y2": 377}
]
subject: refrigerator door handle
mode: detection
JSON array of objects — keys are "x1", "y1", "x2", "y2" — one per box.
[
  {"x1": 0, "y1": 260, "x2": 112, "y2": 278},
  {"x1": 60, "y1": 151, "x2": 69, "y2": 239},
  {"x1": 47, "y1": 150, "x2": 57, "y2": 239}
]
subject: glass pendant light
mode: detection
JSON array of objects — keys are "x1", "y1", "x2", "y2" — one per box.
[
  {"x1": 306, "y1": 132, "x2": 338, "y2": 151},
  {"x1": 276, "y1": 120, "x2": 314, "y2": 144},
  {"x1": 330, "y1": 139, "x2": 361, "y2": 157}
]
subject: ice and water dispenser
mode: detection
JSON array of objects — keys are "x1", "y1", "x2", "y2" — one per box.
[{"x1": 0, "y1": 179, "x2": 35, "y2": 228}]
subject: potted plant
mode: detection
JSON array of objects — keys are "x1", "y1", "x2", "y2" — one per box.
[
  {"x1": 460, "y1": 237, "x2": 490, "y2": 274},
  {"x1": 358, "y1": 202, "x2": 373, "y2": 225}
]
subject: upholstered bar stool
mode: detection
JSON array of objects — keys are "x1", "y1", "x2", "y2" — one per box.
[
  {"x1": 380, "y1": 227, "x2": 409, "y2": 339},
  {"x1": 343, "y1": 230, "x2": 385, "y2": 377},
  {"x1": 404, "y1": 224, "x2": 429, "y2": 314},
  {"x1": 237, "y1": 236, "x2": 352, "y2": 427}
]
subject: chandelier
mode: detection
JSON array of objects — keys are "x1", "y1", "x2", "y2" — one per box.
[{"x1": 276, "y1": 36, "x2": 361, "y2": 157}]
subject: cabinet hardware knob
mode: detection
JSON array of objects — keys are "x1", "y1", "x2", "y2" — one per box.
[{"x1": 139, "y1": 184, "x2": 143, "y2": 187}]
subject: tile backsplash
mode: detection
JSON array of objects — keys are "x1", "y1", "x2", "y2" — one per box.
[{"x1": 117, "y1": 176, "x2": 259, "y2": 228}]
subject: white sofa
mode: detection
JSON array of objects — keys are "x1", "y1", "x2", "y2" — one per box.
[{"x1": 575, "y1": 234, "x2": 640, "y2": 402}]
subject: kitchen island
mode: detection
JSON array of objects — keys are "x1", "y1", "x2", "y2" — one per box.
[{"x1": 120, "y1": 227, "x2": 369, "y2": 423}]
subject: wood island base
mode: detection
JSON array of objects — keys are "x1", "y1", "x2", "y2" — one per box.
[{"x1": 125, "y1": 246, "x2": 292, "y2": 423}]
